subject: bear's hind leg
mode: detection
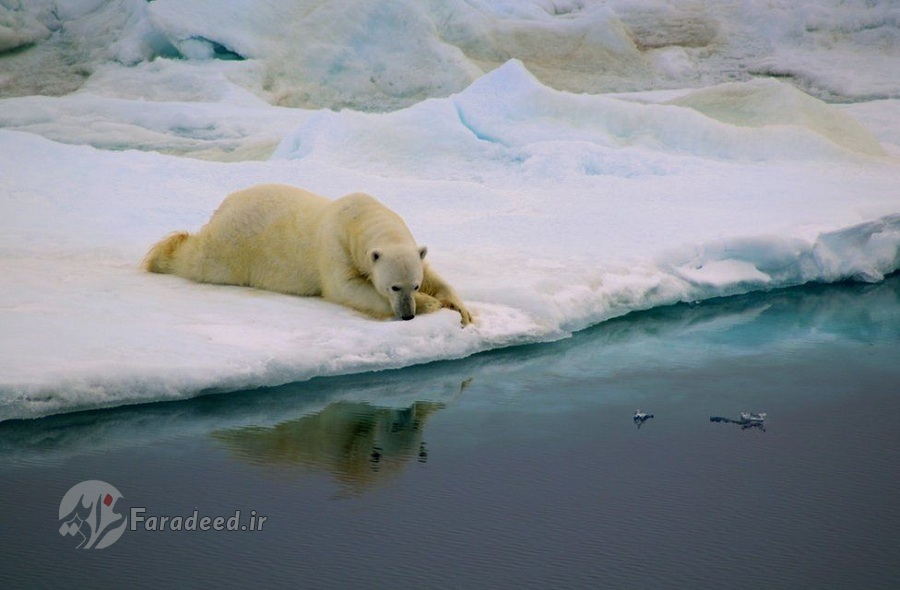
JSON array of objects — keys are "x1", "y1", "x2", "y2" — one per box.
[{"x1": 143, "y1": 232, "x2": 190, "y2": 274}]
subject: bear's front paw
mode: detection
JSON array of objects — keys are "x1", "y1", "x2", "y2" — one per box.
[
  {"x1": 440, "y1": 299, "x2": 473, "y2": 327},
  {"x1": 416, "y1": 293, "x2": 443, "y2": 314}
]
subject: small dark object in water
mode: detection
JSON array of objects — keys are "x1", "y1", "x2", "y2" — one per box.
[
  {"x1": 710, "y1": 412, "x2": 767, "y2": 431},
  {"x1": 634, "y1": 410, "x2": 654, "y2": 428}
]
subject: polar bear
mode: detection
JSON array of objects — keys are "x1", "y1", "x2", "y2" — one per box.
[{"x1": 143, "y1": 184, "x2": 472, "y2": 326}]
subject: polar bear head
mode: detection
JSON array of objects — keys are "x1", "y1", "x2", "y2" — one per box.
[{"x1": 368, "y1": 245, "x2": 427, "y2": 321}]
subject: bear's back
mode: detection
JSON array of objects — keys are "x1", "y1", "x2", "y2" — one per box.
[
  {"x1": 214, "y1": 184, "x2": 330, "y2": 233},
  {"x1": 321, "y1": 192, "x2": 416, "y2": 253},
  {"x1": 190, "y1": 184, "x2": 332, "y2": 294}
]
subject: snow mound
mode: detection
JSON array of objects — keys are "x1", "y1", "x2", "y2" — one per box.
[
  {"x1": 2, "y1": 1, "x2": 898, "y2": 107},
  {"x1": 274, "y1": 61, "x2": 886, "y2": 177}
]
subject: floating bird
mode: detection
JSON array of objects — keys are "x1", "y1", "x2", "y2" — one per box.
[{"x1": 634, "y1": 410, "x2": 654, "y2": 427}]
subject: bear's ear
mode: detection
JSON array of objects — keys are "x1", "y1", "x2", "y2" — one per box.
[
  {"x1": 370, "y1": 250, "x2": 381, "y2": 263},
  {"x1": 418, "y1": 246, "x2": 428, "y2": 260}
]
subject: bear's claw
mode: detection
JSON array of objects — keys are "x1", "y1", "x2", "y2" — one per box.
[{"x1": 441, "y1": 299, "x2": 472, "y2": 327}]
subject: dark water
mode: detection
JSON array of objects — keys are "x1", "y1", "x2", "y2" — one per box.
[{"x1": 1, "y1": 276, "x2": 898, "y2": 589}]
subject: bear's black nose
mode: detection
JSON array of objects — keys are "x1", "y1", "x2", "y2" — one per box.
[{"x1": 401, "y1": 314, "x2": 414, "y2": 321}]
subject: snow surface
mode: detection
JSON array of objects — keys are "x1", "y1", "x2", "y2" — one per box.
[{"x1": 0, "y1": 1, "x2": 899, "y2": 420}]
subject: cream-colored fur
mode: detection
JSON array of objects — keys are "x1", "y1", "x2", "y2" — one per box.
[{"x1": 143, "y1": 184, "x2": 471, "y2": 326}]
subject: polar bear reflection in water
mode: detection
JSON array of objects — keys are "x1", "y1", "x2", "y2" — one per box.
[{"x1": 213, "y1": 400, "x2": 444, "y2": 490}]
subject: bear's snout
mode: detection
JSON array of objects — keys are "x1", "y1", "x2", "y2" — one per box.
[{"x1": 394, "y1": 292, "x2": 416, "y2": 321}]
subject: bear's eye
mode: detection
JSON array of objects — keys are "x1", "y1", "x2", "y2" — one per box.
[
  {"x1": 391, "y1": 286, "x2": 400, "y2": 292},
  {"x1": 414, "y1": 285, "x2": 420, "y2": 291}
]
